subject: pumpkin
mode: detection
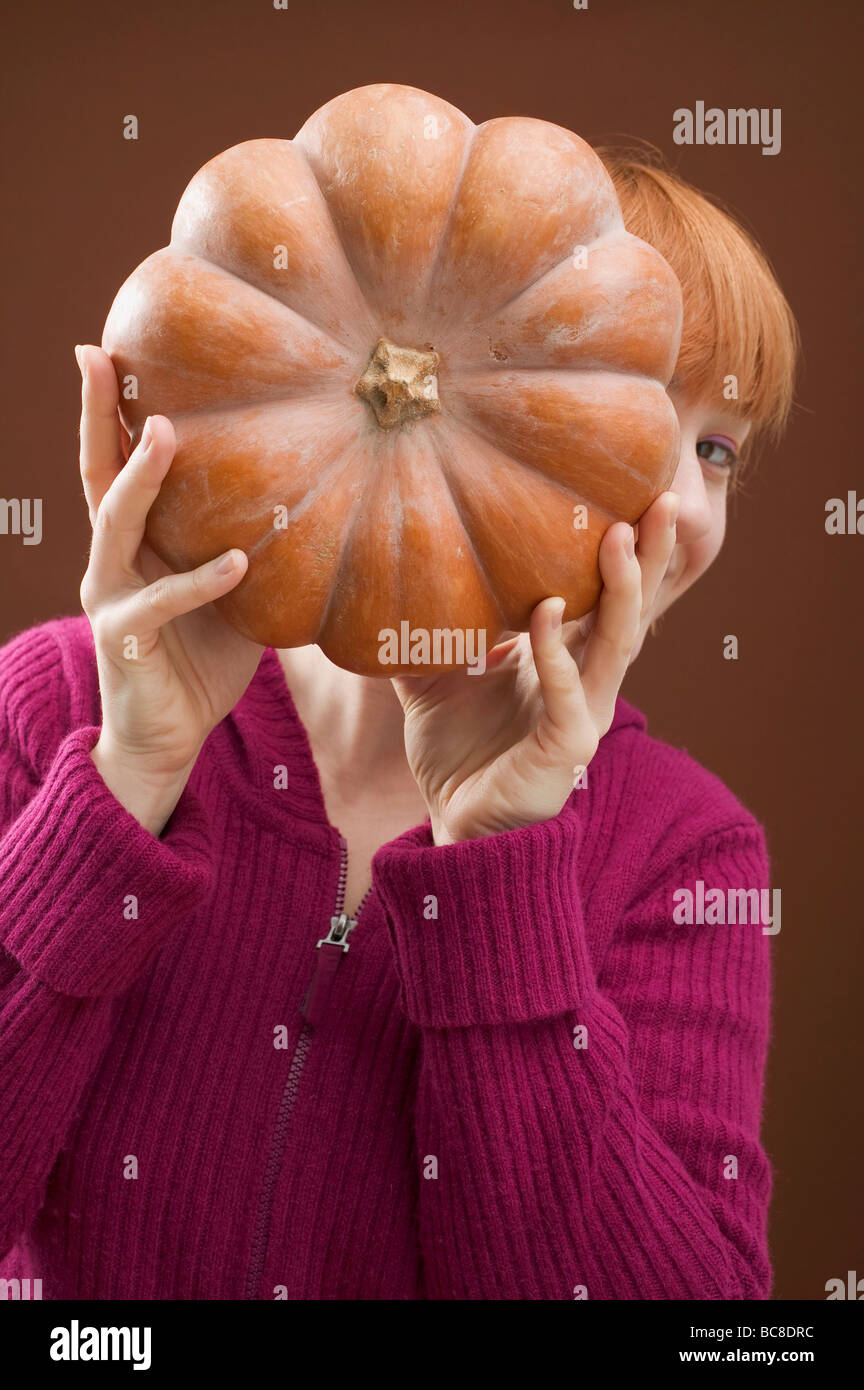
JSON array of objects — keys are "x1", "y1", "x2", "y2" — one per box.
[{"x1": 102, "y1": 82, "x2": 682, "y2": 676}]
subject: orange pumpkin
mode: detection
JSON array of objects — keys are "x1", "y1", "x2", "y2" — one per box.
[{"x1": 102, "y1": 83, "x2": 682, "y2": 676}]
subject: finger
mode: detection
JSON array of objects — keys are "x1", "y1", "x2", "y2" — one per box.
[
  {"x1": 561, "y1": 492, "x2": 680, "y2": 664},
  {"x1": 103, "y1": 549, "x2": 249, "y2": 644},
  {"x1": 579, "y1": 522, "x2": 642, "y2": 727},
  {"x1": 634, "y1": 491, "x2": 680, "y2": 618},
  {"x1": 86, "y1": 415, "x2": 177, "y2": 599},
  {"x1": 562, "y1": 606, "x2": 597, "y2": 660},
  {"x1": 529, "y1": 596, "x2": 590, "y2": 760},
  {"x1": 483, "y1": 633, "x2": 521, "y2": 671},
  {"x1": 77, "y1": 345, "x2": 126, "y2": 522}
]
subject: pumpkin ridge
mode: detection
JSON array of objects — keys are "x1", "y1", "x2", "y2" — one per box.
[
  {"x1": 470, "y1": 224, "x2": 625, "y2": 330},
  {"x1": 289, "y1": 140, "x2": 387, "y2": 340},
  {"x1": 422, "y1": 423, "x2": 505, "y2": 628},
  {"x1": 124, "y1": 369, "x2": 353, "y2": 439},
  {"x1": 438, "y1": 411, "x2": 622, "y2": 525},
  {"x1": 456, "y1": 363, "x2": 663, "y2": 382},
  {"x1": 445, "y1": 231, "x2": 681, "y2": 377},
  {"x1": 163, "y1": 244, "x2": 362, "y2": 360},
  {"x1": 450, "y1": 368, "x2": 675, "y2": 497},
  {"x1": 229, "y1": 445, "x2": 364, "y2": 565},
  {"x1": 421, "y1": 115, "x2": 624, "y2": 337},
  {"x1": 293, "y1": 84, "x2": 477, "y2": 336},
  {"x1": 442, "y1": 400, "x2": 642, "y2": 511},
  {"x1": 310, "y1": 434, "x2": 382, "y2": 648},
  {"x1": 170, "y1": 402, "x2": 362, "y2": 525},
  {"x1": 164, "y1": 381, "x2": 357, "y2": 423},
  {"x1": 433, "y1": 414, "x2": 608, "y2": 628},
  {"x1": 419, "y1": 117, "x2": 479, "y2": 320},
  {"x1": 272, "y1": 442, "x2": 365, "y2": 532}
]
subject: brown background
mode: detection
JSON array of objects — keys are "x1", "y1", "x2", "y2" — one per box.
[{"x1": 2, "y1": 0, "x2": 860, "y2": 1299}]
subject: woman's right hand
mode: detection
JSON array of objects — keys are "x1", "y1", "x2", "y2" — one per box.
[{"x1": 76, "y1": 344, "x2": 263, "y2": 834}]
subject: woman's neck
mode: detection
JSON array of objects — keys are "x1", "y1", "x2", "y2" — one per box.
[{"x1": 275, "y1": 643, "x2": 416, "y2": 792}]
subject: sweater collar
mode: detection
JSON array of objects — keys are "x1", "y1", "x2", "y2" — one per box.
[
  {"x1": 214, "y1": 646, "x2": 646, "y2": 833},
  {"x1": 609, "y1": 692, "x2": 648, "y2": 735},
  {"x1": 211, "y1": 646, "x2": 336, "y2": 838},
  {"x1": 246, "y1": 646, "x2": 647, "y2": 737}
]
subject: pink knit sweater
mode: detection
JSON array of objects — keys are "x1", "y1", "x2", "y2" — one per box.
[{"x1": 0, "y1": 615, "x2": 773, "y2": 1300}]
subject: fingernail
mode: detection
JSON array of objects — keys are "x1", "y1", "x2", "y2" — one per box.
[
  {"x1": 139, "y1": 417, "x2": 153, "y2": 454},
  {"x1": 550, "y1": 597, "x2": 566, "y2": 629},
  {"x1": 625, "y1": 529, "x2": 636, "y2": 558},
  {"x1": 216, "y1": 550, "x2": 238, "y2": 575}
]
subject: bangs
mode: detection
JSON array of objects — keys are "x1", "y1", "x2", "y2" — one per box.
[{"x1": 595, "y1": 143, "x2": 800, "y2": 450}]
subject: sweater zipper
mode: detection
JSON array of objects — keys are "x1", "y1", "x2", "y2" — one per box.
[{"x1": 243, "y1": 835, "x2": 371, "y2": 1300}]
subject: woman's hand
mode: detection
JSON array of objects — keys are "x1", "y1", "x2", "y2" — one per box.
[
  {"x1": 76, "y1": 344, "x2": 262, "y2": 834},
  {"x1": 391, "y1": 492, "x2": 681, "y2": 844}
]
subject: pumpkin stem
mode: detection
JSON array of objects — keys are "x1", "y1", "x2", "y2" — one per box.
[{"x1": 354, "y1": 337, "x2": 441, "y2": 429}]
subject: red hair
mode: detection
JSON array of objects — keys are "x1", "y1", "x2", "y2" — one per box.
[{"x1": 595, "y1": 143, "x2": 800, "y2": 462}]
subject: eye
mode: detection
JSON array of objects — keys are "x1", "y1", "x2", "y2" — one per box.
[{"x1": 697, "y1": 435, "x2": 740, "y2": 471}]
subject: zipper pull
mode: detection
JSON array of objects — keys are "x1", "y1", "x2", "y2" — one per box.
[{"x1": 301, "y1": 913, "x2": 357, "y2": 1027}]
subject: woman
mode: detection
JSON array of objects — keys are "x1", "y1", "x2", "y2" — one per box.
[{"x1": 0, "y1": 150, "x2": 798, "y2": 1300}]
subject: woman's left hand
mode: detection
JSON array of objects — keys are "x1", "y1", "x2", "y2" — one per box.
[{"x1": 391, "y1": 491, "x2": 680, "y2": 845}]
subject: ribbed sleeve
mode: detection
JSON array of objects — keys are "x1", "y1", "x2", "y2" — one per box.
[
  {"x1": 373, "y1": 817, "x2": 773, "y2": 1300},
  {"x1": 0, "y1": 625, "x2": 213, "y2": 1261},
  {"x1": 372, "y1": 805, "x2": 593, "y2": 1026},
  {"x1": 0, "y1": 726, "x2": 212, "y2": 998}
]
